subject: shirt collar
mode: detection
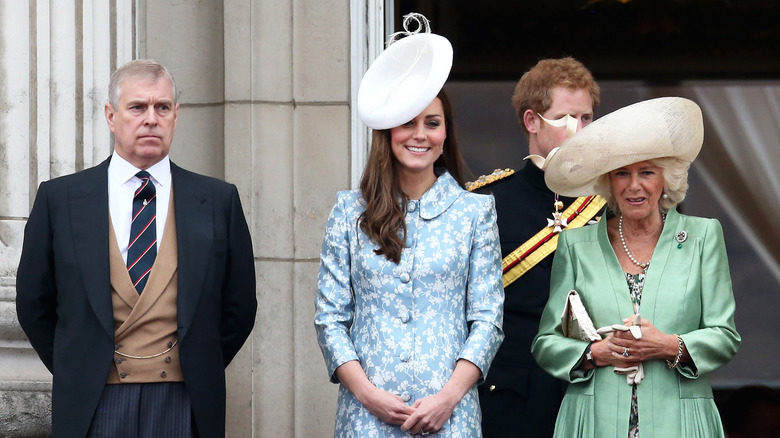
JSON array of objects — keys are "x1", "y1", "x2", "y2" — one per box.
[
  {"x1": 418, "y1": 171, "x2": 464, "y2": 219},
  {"x1": 108, "y1": 152, "x2": 171, "y2": 187}
]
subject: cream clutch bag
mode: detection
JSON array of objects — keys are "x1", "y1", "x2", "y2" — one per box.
[
  {"x1": 561, "y1": 290, "x2": 601, "y2": 342},
  {"x1": 561, "y1": 290, "x2": 644, "y2": 385}
]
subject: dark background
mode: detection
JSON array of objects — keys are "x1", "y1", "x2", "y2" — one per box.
[{"x1": 397, "y1": 0, "x2": 780, "y2": 82}]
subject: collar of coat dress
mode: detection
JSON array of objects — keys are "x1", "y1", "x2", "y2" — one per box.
[{"x1": 416, "y1": 171, "x2": 464, "y2": 220}]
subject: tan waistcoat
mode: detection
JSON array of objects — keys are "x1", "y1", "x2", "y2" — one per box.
[{"x1": 106, "y1": 194, "x2": 183, "y2": 384}]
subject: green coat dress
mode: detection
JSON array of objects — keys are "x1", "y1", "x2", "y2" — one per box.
[{"x1": 531, "y1": 208, "x2": 741, "y2": 438}]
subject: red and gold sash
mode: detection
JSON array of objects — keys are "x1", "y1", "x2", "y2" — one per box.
[{"x1": 502, "y1": 195, "x2": 606, "y2": 288}]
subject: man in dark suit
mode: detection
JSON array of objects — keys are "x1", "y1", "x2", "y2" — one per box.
[
  {"x1": 16, "y1": 59, "x2": 257, "y2": 437},
  {"x1": 474, "y1": 57, "x2": 601, "y2": 437}
]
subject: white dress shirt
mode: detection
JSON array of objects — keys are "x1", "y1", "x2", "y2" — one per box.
[{"x1": 108, "y1": 152, "x2": 172, "y2": 264}]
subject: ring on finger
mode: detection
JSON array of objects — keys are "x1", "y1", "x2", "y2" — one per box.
[
  {"x1": 622, "y1": 347, "x2": 630, "y2": 357},
  {"x1": 421, "y1": 431, "x2": 430, "y2": 436}
]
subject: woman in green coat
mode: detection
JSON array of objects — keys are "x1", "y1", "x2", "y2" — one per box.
[{"x1": 531, "y1": 97, "x2": 741, "y2": 438}]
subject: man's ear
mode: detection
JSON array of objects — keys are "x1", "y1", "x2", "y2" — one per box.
[
  {"x1": 105, "y1": 103, "x2": 116, "y2": 133},
  {"x1": 523, "y1": 109, "x2": 539, "y2": 134},
  {"x1": 173, "y1": 103, "x2": 179, "y2": 131}
]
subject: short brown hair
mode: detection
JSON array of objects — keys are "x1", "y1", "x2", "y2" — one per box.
[{"x1": 511, "y1": 57, "x2": 600, "y2": 134}]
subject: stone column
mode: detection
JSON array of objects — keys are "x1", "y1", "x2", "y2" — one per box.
[
  {"x1": 221, "y1": 0, "x2": 351, "y2": 435},
  {"x1": 142, "y1": 1, "x2": 226, "y2": 180},
  {"x1": 0, "y1": 1, "x2": 132, "y2": 436},
  {"x1": 3, "y1": 0, "x2": 371, "y2": 435},
  {"x1": 0, "y1": 0, "x2": 52, "y2": 406}
]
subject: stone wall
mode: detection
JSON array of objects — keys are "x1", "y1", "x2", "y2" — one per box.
[
  {"x1": 0, "y1": 0, "x2": 359, "y2": 436},
  {"x1": 0, "y1": 1, "x2": 131, "y2": 435}
]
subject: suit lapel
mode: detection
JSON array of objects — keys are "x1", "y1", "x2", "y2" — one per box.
[
  {"x1": 108, "y1": 220, "x2": 140, "y2": 312},
  {"x1": 595, "y1": 209, "x2": 682, "y2": 324},
  {"x1": 171, "y1": 163, "x2": 212, "y2": 341},
  {"x1": 638, "y1": 208, "x2": 680, "y2": 323},
  {"x1": 596, "y1": 216, "x2": 636, "y2": 320},
  {"x1": 70, "y1": 159, "x2": 114, "y2": 340}
]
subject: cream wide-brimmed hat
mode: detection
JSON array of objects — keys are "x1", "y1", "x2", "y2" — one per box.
[
  {"x1": 543, "y1": 96, "x2": 704, "y2": 197},
  {"x1": 357, "y1": 13, "x2": 453, "y2": 130}
]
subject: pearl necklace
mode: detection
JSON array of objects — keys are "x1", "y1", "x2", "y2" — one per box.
[{"x1": 618, "y1": 213, "x2": 666, "y2": 269}]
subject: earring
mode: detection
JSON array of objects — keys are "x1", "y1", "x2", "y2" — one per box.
[{"x1": 662, "y1": 193, "x2": 669, "y2": 199}]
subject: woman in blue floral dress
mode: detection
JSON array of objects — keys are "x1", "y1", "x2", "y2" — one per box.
[
  {"x1": 315, "y1": 84, "x2": 504, "y2": 436},
  {"x1": 316, "y1": 16, "x2": 504, "y2": 436},
  {"x1": 316, "y1": 16, "x2": 510, "y2": 427}
]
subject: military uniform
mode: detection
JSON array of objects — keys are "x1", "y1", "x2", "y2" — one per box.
[{"x1": 472, "y1": 162, "x2": 598, "y2": 437}]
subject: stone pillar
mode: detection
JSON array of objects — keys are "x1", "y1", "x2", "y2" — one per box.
[
  {"x1": 290, "y1": 1, "x2": 351, "y2": 431},
  {"x1": 3, "y1": 0, "x2": 368, "y2": 435},
  {"x1": 142, "y1": 1, "x2": 226, "y2": 179},
  {"x1": 0, "y1": 1, "x2": 132, "y2": 436},
  {"x1": 220, "y1": 0, "x2": 351, "y2": 435}
]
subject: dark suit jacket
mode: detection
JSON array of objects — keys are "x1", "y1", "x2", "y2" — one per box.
[
  {"x1": 16, "y1": 157, "x2": 257, "y2": 438},
  {"x1": 476, "y1": 163, "x2": 572, "y2": 438}
]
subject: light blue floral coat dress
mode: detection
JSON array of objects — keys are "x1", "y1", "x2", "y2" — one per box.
[{"x1": 315, "y1": 172, "x2": 505, "y2": 437}]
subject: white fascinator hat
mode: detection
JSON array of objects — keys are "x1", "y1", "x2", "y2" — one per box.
[
  {"x1": 543, "y1": 97, "x2": 704, "y2": 197},
  {"x1": 357, "y1": 13, "x2": 453, "y2": 130}
]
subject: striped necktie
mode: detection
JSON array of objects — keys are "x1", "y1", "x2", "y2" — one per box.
[{"x1": 127, "y1": 171, "x2": 157, "y2": 293}]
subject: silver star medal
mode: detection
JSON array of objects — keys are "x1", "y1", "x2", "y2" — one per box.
[{"x1": 547, "y1": 199, "x2": 568, "y2": 233}]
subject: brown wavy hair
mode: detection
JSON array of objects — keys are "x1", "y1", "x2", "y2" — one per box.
[{"x1": 358, "y1": 89, "x2": 471, "y2": 264}]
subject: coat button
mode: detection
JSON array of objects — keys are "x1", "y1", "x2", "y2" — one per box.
[
  {"x1": 400, "y1": 351, "x2": 410, "y2": 362},
  {"x1": 399, "y1": 273, "x2": 410, "y2": 283},
  {"x1": 401, "y1": 392, "x2": 411, "y2": 402},
  {"x1": 408, "y1": 201, "x2": 417, "y2": 212},
  {"x1": 160, "y1": 371, "x2": 167, "y2": 378},
  {"x1": 165, "y1": 356, "x2": 172, "y2": 363},
  {"x1": 120, "y1": 372, "x2": 127, "y2": 379},
  {"x1": 400, "y1": 311, "x2": 410, "y2": 323},
  {"x1": 489, "y1": 385, "x2": 496, "y2": 392}
]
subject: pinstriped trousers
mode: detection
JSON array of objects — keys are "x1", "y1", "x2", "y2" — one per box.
[{"x1": 87, "y1": 382, "x2": 198, "y2": 438}]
